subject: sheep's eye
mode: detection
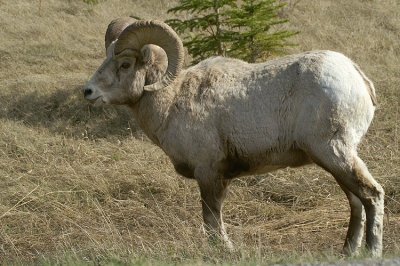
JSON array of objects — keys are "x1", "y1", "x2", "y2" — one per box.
[{"x1": 121, "y1": 62, "x2": 131, "y2": 69}]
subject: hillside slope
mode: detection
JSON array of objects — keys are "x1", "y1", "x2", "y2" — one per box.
[{"x1": 0, "y1": 0, "x2": 399, "y2": 263}]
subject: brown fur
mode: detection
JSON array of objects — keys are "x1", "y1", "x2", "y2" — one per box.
[
  {"x1": 353, "y1": 162, "x2": 381, "y2": 199},
  {"x1": 174, "y1": 162, "x2": 195, "y2": 179}
]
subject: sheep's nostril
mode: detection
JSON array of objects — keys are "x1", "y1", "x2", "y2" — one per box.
[{"x1": 84, "y1": 88, "x2": 93, "y2": 97}]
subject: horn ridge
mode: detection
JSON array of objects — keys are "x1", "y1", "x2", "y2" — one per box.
[{"x1": 115, "y1": 20, "x2": 184, "y2": 91}]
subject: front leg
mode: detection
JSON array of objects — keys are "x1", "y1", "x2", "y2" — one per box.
[{"x1": 195, "y1": 167, "x2": 232, "y2": 249}]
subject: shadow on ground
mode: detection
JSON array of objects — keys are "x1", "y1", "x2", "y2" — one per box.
[{"x1": 0, "y1": 86, "x2": 138, "y2": 139}]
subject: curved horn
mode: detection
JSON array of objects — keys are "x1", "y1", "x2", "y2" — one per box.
[
  {"x1": 114, "y1": 20, "x2": 185, "y2": 91},
  {"x1": 105, "y1": 17, "x2": 137, "y2": 52}
]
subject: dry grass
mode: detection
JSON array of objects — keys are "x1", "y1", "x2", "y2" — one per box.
[{"x1": 0, "y1": 0, "x2": 399, "y2": 264}]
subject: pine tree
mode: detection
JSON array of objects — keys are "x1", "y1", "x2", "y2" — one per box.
[
  {"x1": 166, "y1": 0, "x2": 299, "y2": 64},
  {"x1": 166, "y1": 0, "x2": 237, "y2": 64},
  {"x1": 225, "y1": 0, "x2": 299, "y2": 63}
]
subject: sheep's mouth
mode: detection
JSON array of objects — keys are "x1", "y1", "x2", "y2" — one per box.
[{"x1": 87, "y1": 96, "x2": 104, "y2": 106}]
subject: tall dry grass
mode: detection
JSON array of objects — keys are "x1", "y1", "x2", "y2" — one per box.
[{"x1": 0, "y1": 0, "x2": 399, "y2": 264}]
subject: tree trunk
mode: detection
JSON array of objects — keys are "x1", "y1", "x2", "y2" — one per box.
[{"x1": 214, "y1": 2, "x2": 224, "y2": 56}]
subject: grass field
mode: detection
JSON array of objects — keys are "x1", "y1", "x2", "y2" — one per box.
[{"x1": 0, "y1": 0, "x2": 399, "y2": 264}]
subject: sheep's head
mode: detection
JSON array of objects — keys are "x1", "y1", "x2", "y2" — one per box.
[{"x1": 83, "y1": 20, "x2": 184, "y2": 106}]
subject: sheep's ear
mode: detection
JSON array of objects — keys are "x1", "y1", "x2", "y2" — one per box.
[
  {"x1": 141, "y1": 45, "x2": 153, "y2": 64},
  {"x1": 141, "y1": 45, "x2": 161, "y2": 92}
]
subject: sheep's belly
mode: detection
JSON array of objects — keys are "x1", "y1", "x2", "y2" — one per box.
[{"x1": 220, "y1": 148, "x2": 313, "y2": 179}]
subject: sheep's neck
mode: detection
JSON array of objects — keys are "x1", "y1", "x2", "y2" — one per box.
[{"x1": 128, "y1": 87, "x2": 176, "y2": 146}]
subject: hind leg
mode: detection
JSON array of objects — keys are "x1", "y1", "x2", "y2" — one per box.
[
  {"x1": 339, "y1": 183, "x2": 366, "y2": 256},
  {"x1": 351, "y1": 156, "x2": 384, "y2": 257},
  {"x1": 307, "y1": 143, "x2": 384, "y2": 257}
]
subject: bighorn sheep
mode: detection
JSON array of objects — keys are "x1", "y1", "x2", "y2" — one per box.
[{"x1": 83, "y1": 19, "x2": 384, "y2": 257}]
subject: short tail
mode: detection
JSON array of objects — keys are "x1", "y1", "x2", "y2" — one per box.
[{"x1": 353, "y1": 62, "x2": 377, "y2": 106}]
